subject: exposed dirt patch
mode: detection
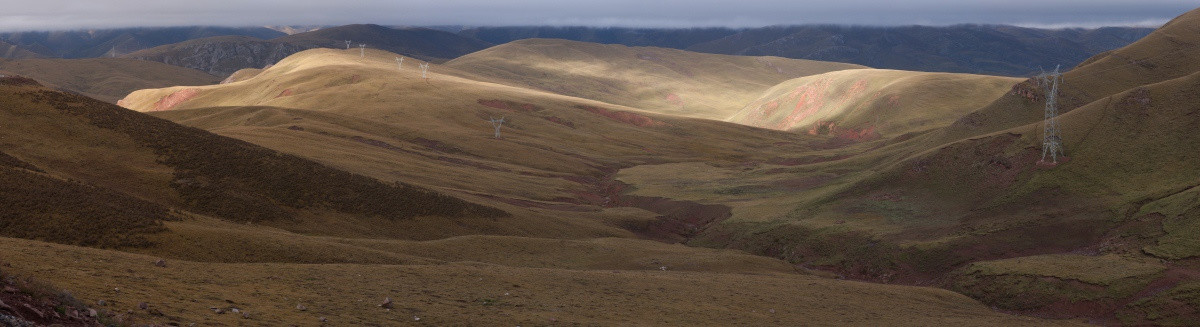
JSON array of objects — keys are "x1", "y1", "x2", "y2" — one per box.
[
  {"x1": 476, "y1": 99, "x2": 541, "y2": 112},
  {"x1": 410, "y1": 137, "x2": 463, "y2": 154},
  {"x1": 616, "y1": 195, "x2": 733, "y2": 244},
  {"x1": 541, "y1": 116, "x2": 575, "y2": 128},
  {"x1": 576, "y1": 105, "x2": 668, "y2": 127},
  {"x1": 275, "y1": 88, "x2": 293, "y2": 98},
  {"x1": 150, "y1": 88, "x2": 199, "y2": 111}
]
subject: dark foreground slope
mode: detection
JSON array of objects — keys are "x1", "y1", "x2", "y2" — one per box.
[{"x1": 0, "y1": 76, "x2": 504, "y2": 248}]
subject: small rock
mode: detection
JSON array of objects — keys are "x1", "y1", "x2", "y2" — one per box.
[
  {"x1": 769, "y1": 308, "x2": 776, "y2": 314},
  {"x1": 659, "y1": 266, "x2": 667, "y2": 271},
  {"x1": 113, "y1": 287, "x2": 120, "y2": 293},
  {"x1": 149, "y1": 308, "x2": 164, "y2": 316},
  {"x1": 379, "y1": 297, "x2": 393, "y2": 309},
  {"x1": 413, "y1": 316, "x2": 421, "y2": 321},
  {"x1": 296, "y1": 304, "x2": 307, "y2": 311},
  {"x1": 319, "y1": 317, "x2": 327, "y2": 322},
  {"x1": 87, "y1": 308, "x2": 97, "y2": 317},
  {"x1": 138, "y1": 302, "x2": 148, "y2": 310},
  {"x1": 154, "y1": 259, "x2": 167, "y2": 267},
  {"x1": 0, "y1": 299, "x2": 12, "y2": 312},
  {"x1": 213, "y1": 308, "x2": 225, "y2": 314},
  {"x1": 231, "y1": 308, "x2": 240, "y2": 313},
  {"x1": 21, "y1": 303, "x2": 45, "y2": 319},
  {"x1": 97, "y1": 299, "x2": 107, "y2": 306},
  {"x1": 242, "y1": 312, "x2": 251, "y2": 319},
  {"x1": 2, "y1": 286, "x2": 16, "y2": 293}
]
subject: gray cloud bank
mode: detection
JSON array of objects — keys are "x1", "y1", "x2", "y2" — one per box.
[{"x1": 0, "y1": 0, "x2": 1195, "y2": 31}]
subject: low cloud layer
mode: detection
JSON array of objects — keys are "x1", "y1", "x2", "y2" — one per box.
[{"x1": 0, "y1": 0, "x2": 1194, "y2": 31}]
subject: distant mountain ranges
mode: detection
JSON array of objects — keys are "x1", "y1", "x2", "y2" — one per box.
[{"x1": 0, "y1": 24, "x2": 1153, "y2": 77}]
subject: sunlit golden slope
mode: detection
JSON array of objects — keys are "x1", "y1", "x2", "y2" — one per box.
[
  {"x1": 443, "y1": 38, "x2": 866, "y2": 120},
  {"x1": 729, "y1": 69, "x2": 1019, "y2": 136}
]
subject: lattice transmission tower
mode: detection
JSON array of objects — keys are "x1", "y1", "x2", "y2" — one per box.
[
  {"x1": 487, "y1": 116, "x2": 505, "y2": 139},
  {"x1": 1039, "y1": 65, "x2": 1064, "y2": 163}
]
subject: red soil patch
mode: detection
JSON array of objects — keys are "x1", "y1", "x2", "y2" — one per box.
[
  {"x1": 665, "y1": 93, "x2": 683, "y2": 106},
  {"x1": 542, "y1": 116, "x2": 575, "y2": 128},
  {"x1": 808, "y1": 120, "x2": 881, "y2": 145},
  {"x1": 476, "y1": 99, "x2": 541, "y2": 112},
  {"x1": 410, "y1": 137, "x2": 462, "y2": 154},
  {"x1": 773, "y1": 175, "x2": 835, "y2": 190},
  {"x1": 1010, "y1": 79, "x2": 1044, "y2": 102},
  {"x1": 576, "y1": 105, "x2": 667, "y2": 127},
  {"x1": 150, "y1": 88, "x2": 199, "y2": 111},
  {"x1": 275, "y1": 88, "x2": 293, "y2": 98},
  {"x1": 469, "y1": 193, "x2": 597, "y2": 212},
  {"x1": 617, "y1": 195, "x2": 732, "y2": 243}
]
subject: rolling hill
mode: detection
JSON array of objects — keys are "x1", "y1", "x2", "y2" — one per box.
[
  {"x1": 444, "y1": 39, "x2": 865, "y2": 120},
  {"x1": 122, "y1": 24, "x2": 495, "y2": 77},
  {"x1": 0, "y1": 55, "x2": 1079, "y2": 325},
  {"x1": 121, "y1": 35, "x2": 310, "y2": 76},
  {"x1": 0, "y1": 26, "x2": 286, "y2": 58},
  {"x1": 605, "y1": 6, "x2": 1200, "y2": 325},
  {"x1": 0, "y1": 58, "x2": 220, "y2": 103},
  {"x1": 24, "y1": 5, "x2": 1194, "y2": 325},
  {"x1": 0, "y1": 40, "x2": 43, "y2": 59},
  {"x1": 729, "y1": 69, "x2": 1020, "y2": 136},
  {"x1": 458, "y1": 25, "x2": 1153, "y2": 76},
  {"x1": 272, "y1": 24, "x2": 493, "y2": 62},
  {"x1": 107, "y1": 43, "x2": 1099, "y2": 325}
]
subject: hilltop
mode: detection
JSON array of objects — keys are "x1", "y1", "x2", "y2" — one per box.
[
  {"x1": 729, "y1": 69, "x2": 1020, "y2": 136},
  {"x1": 123, "y1": 24, "x2": 494, "y2": 77},
  {"x1": 445, "y1": 39, "x2": 865, "y2": 120},
  {"x1": 458, "y1": 25, "x2": 1153, "y2": 76}
]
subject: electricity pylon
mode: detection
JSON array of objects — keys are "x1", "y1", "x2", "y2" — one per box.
[
  {"x1": 359, "y1": 44, "x2": 366, "y2": 58},
  {"x1": 345, "y1": 40, "x2": 351, "y2": 49},
  {"x1": 395, "y1": 57, "x2": 404, "y2": 71},
  {"x1": 419, "y1": 62, "x2": 430, "y2": 79},
  {"x1": 488, "y1": 117, "x2": 505, "y2": 138},
  {"x1": 1040, "y1": 65, "x2": 1065, "y2": 163}
]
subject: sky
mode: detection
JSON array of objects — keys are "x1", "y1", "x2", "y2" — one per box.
[{"x1": 0, "y1": 0, "x2": 1195, "y2": 31}]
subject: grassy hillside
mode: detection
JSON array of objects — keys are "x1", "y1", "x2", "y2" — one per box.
[
  {"x1": 1, "y1": 76, "x2": 506, "y2": 246},
  {"x1": 0, "y1": 26, "x2": 286, "y2": 58},
  {"x1": 0, "y1": 40, "x2": 43, "y2": 59},
  {"x1": 273, "y1": 24, "x2": 492, "y2": 62},
  {"x1": 730, "y1": 69, "x2": 1019, "y2": 136},
  {"x1": 0, "y1": 58, "x2": 219, "y2": 103},
  {"x1": 445, "y1": 39, "x2": 866, "y2": 120},
  {"x1": 113, "y1": 22, "x2": 1200, "y2": 323}
]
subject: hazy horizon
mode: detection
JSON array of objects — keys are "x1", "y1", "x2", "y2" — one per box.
[{"x1": 0, "y1": 0, "x2": 1192, "y2": 32}]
